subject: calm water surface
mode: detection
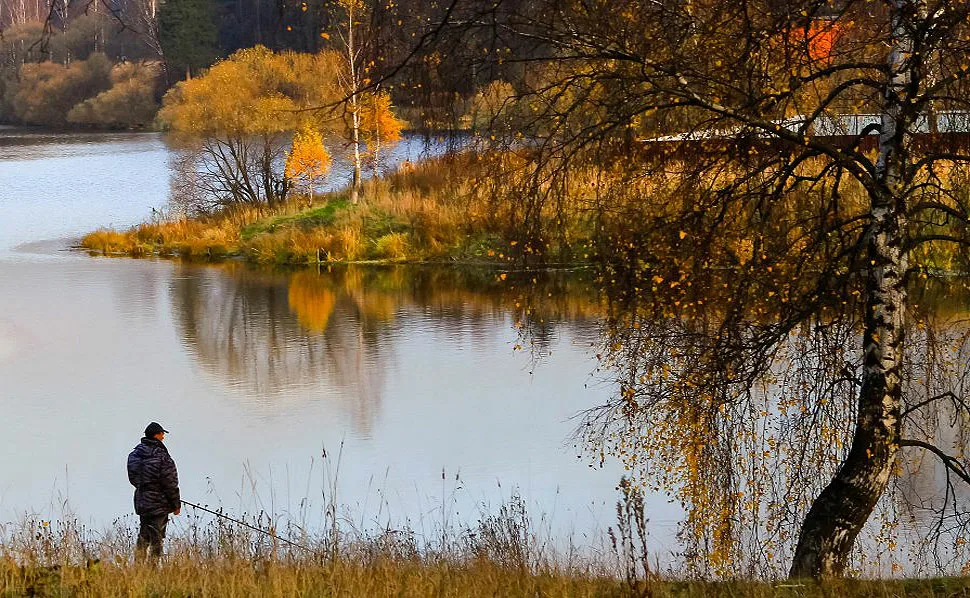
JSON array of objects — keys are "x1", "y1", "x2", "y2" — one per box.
[{"x1": 0, "y1": 128, "x2": 683, "y2": 554}]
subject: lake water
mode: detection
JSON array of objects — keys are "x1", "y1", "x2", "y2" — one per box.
[{"x1": 0, "y1": 128, "x2": 684, "y2": 558}]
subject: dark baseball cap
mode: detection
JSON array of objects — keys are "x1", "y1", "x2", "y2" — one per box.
[{"x1": 144, "y1": 422, "x2": 169, "y2": 437}]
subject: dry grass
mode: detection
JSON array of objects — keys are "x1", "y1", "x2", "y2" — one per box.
[
  {"x1": 80, "y1": 229, "x2": 147, "y2": 256},
  {"x1": 82, "y1": 208, "x2": 258, "y2": 260},
  {"x1": 80, "y1": 154, "x2": 529, "y2": 266},
  {"x1": 3, "y1": 544, "x2": 970, "y2": 597},
  {"x1": 0, "y1": 496, "x2": 628, "y2": 598},
  {"x1": 1, "y1": 557, "x2": 628, "y2": 597},
  {"x1": 3, "y1": 514, "x2": 968, "y2": 598},
  {"x1": 2, "y1": 472, "x2": 968, "y2": 597}
]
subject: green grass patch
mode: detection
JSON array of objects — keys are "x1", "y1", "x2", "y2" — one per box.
[
  {"x1": 240, "y1": 198, "x2": 349, "y2": 241},
  {"x1": 361, "y1": 208, "x2": 410, "y2": 239}
]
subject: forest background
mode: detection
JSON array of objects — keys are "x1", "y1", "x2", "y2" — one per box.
[{"x1": 0, "y1": 0, "x2": 517, "y2": 129}]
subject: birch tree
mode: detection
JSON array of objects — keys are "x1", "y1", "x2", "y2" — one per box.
[
  {"x1": 336, "y1": 0, "x2": 364, "y2": 204},
  {"x1": 445, "y1": 0, "x2": 970, "y2": 578},
  {"x1": 285, "y1": 123, "x2": 332, "y2": 204},
  {"x1": 360, "y1": 88, "x2": 404, "y2": 177}
]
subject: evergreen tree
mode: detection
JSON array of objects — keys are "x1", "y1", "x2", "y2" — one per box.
[{"x1": 158, "y1": 0, "x2": 220, "y2": 80}]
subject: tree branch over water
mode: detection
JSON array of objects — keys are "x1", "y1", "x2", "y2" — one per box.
[{"x1": 418, "y1": 0, "x2": 970, "y2": 579}]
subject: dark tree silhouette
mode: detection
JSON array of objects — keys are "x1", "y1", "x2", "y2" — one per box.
[{"x1": 158, "y1": 0, "x2": 219, "y2": 79}]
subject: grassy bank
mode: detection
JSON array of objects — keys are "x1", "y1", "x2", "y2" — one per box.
[
  {"x1": 81, "y1": 155, "x2": 542, "y2": 267},
  {"x1": 2, "y1": 505, "x2": 970, "y2": 597},
  {"x1": 4, "y1": 552, "x2": 970, "y2": 597}
]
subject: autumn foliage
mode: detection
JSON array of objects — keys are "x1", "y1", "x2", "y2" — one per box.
[
  {"x1": 3, "y1": 54, "x2": 111, "y2": 126},
  {"x1": 285, "y1": 125, "x2": 332, "y2": 199},
  {"x1": 158, "y1": 46, "x2": 341, "y2": 137},
  {"x1": 67, "y1": 62, "x2": 162, "y2": 128},
  {"x1": 158, "y1": 45, "x2": 404, "y2": 210}
]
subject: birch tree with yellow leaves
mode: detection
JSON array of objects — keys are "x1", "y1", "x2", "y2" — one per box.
[
  {"x1": 335, "y1": 0, "x2": 365, "y2": 204},
  {"x1": 436, "y1": 0, "x2": 970, "y2": 579}
]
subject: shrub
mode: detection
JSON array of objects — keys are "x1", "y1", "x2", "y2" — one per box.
[
  {"x1": 373, "y1": 232, "x2": 409, "y2": 260},
  {"x1": 81, "y1": 229, "x2": 142, "y2": 255},
  {"x1": 7, "y1": 53, "x2": 112, "y2": 125},
  {"x1": 67, "y1": 61, "x2": 161, "y2": 128}
]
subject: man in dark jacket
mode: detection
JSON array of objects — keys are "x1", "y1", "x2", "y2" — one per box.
[{"x1": 127, "y1": 422, "x2": 181, "y2": 561}]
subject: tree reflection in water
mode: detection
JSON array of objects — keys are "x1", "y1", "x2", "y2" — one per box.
[
  {"x1": 170, "y1": 263, "x2": 601, "y2": 436},
  {"x1": 168, "y1": 260, "x2": 970, "y2": 574},
  {"x1": 583, "y1": 278, "x2": 970, "y2": 576}
]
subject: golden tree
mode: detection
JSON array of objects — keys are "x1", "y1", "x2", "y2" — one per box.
[
  {"x1": 285, "y1": 124, "x2": 332, "y2": 205},
  {"x1": 160, "y1": 43, "x2": 404, "y2": 211},
  {"x1": 360, "y1": 90, "x2": 404, "y2": 177},
  {"x1": 158, "y1": 46, "x2": 342, "y2": 210}
]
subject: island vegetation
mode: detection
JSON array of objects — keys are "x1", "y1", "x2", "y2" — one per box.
[{"x1": 82, "y1": 157, "x2": 523, "y2": 264}]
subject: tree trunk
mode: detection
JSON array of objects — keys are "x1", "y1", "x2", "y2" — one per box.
[
  {"x1": 351, "y1": 106, "x2": 362, "y2": 205},
  {"x1": 789, "y1": 0, "x2": 914, "y2": 578},
  {"x1": 372, "y1": 91, "x2": 381, "y2": 179},
  {"x1": 346, "y1": 0, "x2": 363, "y2": 205},
  {"x1": 788, "y1": 193, "x2": 907, "y2": 577}
]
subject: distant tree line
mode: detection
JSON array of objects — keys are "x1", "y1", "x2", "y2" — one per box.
[
  {"x1": 0, "y1": 0, "x2": 542, "y2": 129},
  {"x1": 0, "y1": 7, "x2": 163, "y2": 127}
]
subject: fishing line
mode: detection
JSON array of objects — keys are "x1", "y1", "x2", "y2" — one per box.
[{"x1": 180, "y1": 499, "x2": 315, "y2": 553}]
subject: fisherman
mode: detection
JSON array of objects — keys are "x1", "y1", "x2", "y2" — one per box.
[{"x1": 127, "y1": 422, "x2": 181, "y2": 562}]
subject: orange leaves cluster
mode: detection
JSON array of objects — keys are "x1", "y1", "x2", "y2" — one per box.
[
  {"x1": 285, "y1": 124, "x2": 332, "y2": 194},
  {"x1": 360, "y1": 91, "x2": 405, "y2": 146}
]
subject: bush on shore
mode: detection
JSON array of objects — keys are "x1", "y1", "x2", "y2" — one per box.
[
  {"x1": 0, "y1": 54, "x2": 161, "y2": 128},
  {"x1": 4, "y1": 54, "x2": 112, "y2": 126}
]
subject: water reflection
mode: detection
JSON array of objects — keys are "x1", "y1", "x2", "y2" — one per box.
[
  {"x1": 584, "y1": 272, "x2": 970, "y2": 576},
  {"x1": 0, "y1": 127, "x2": 631, "y2": 560},
  {"x1": 0, "y1": 127, "x2": 163, "y2": 161},
  {"x1": 170, "y1": 264, "x2": 601, "y2": 435}
]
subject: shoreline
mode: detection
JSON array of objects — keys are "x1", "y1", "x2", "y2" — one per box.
[
  {"x1": 73, "y1": 243, "x2": 592, "y2": 271},
  {"x1": 4, "y1": 510, "x2": 970, "y2": 595},
  {"x1": 79, "y1": 154, "x2": 593, "y2": 270}
]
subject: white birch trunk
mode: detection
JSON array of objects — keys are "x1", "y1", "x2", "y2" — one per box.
[
  {"x1": 372, "y1": 90, "x2": 381, "y2": 178},
  {"x1": 346, "y1": 1, "x2": 363, "y2": 205},
  {"x1": 790, "y1": 0, "x2": 915, "y2": 578}
]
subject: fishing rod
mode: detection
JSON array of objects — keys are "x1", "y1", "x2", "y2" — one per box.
[{"x1": 180, "y1": 499, "x2": 315, "y2": 553}]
